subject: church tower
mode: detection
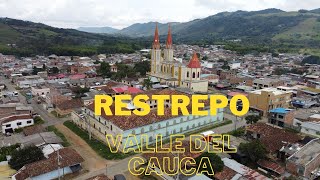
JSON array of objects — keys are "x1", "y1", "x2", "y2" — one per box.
[
  {"x1": 186, "y1": 52, "x2": 201, "y2": 81},
  {"x1": 150, "y1": 23, "x2": 162, "y2": 74},
  {"x1": 164, "y1": 24, "x2": 173, "y2": 61}
]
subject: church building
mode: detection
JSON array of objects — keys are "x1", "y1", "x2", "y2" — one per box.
[{"x1": 147, "y1": 24, "x2": 208, "y2": 93}]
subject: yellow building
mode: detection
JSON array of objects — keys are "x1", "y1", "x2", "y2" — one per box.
[
  {"x1": 147, "y1": 24, "x2": 208, "y2": 93},
  {"x1": 248, "y1": 87, "x2": 292, "y2": 116}
]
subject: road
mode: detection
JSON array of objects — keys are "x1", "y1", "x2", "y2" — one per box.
[{"x1": 1, "y1": 76, "x2": 67, "y2": 127}]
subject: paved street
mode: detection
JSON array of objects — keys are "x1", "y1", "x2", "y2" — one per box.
[{"x1": 1, "y1": 76, "x2": 68, "y2": 127}]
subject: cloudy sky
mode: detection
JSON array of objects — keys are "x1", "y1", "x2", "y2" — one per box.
[{"x1": 0, "y1": 0, "x2": 319, "y2": 29}]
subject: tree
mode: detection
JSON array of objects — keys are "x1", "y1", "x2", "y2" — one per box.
[
  {"x1": 143, "y1": 77, "x2": 153, "y2": 90},
  {"x1": 239, "y1": 140, "x2": 267, "y2": 163},
  {"x1": 221, "y1": 61, "x2": 230, "y2": 70},
  {"x1": 202, "y1": 55, "x2": 208, "y2": 60},
  {"x1": 245, "y1": 115, "x2": 261, "y2": 124},
  {"x1": 32, "y1": 66, "x2": 41, "y2": 75},
  {"x1": 50, "y1": 67, "x2": 59, "y2": 74},
  {"x1": 195, "y1": 152, "x2": 224, "y2": 178},
  {"x1": 9, "y1": 146, "x2": 44, "y2": 170},
  {"x1": 98, "y1": 61, "x2": 111, "y2": 77},
  {"x1": 134, "y1": 61, "x2": 150, "y2": 76}
]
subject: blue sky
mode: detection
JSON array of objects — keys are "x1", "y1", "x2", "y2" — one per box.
[{"x1": 0, "y1": 0, "x2": 319, "y2": 29}]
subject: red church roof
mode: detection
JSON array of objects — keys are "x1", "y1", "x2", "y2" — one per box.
[
  {"x1": 187, "y1": 52, "x2": 201, "y2": 68},
  {"x1": 152, "y1": 23, "x2": 160, "y2": 49},
  {"x1": 166, "y1": 24, "x2": 172, "y2": 49}
]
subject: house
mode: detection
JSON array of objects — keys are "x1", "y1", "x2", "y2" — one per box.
[
  {"x1": 253, "y1": 78, "x2": 284, "y2": 90},
  {"x1": 31, "y1": 86, "x2": 50, "y2": 97},
  {"x1": 286, "y1": 138, "x2": 320, "y2": 179},
  {"x1": 248, "y1": 87, "x2": 292, "y2": 116},
  {"x1": 245, "y1": 123, "x2": 301, "y2": 156},
  {"x1": 214, "y1": 158, "x2": 270, "y2": 179},
  {"x1": 55, "y1": 99, "x2": 83, "y2": 117},
  {"x1": 12, "y1": 148, "x2": 84, "y2": 180},
  {"x1": 0, "y1": 114, "x2": 33, "y2": 134},
  {"x1": 293, "y1": 108, "x2": 320, "y2": 137},
  {"x1": 0, "y1": 132, "x2": 63, "y2": 148},
  {"x1": 268, "y1": 108, "x2": 295, "y2": 128}
]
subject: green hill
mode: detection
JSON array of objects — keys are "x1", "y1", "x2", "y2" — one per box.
[{"x1": 0, "y1": 18, "x2": 148, "y2": 56}]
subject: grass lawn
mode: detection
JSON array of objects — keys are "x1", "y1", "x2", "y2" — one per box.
[
  {"x1": 50, "y1": 110, "x2": 68, "y2": 118},
  {"x1": 63, "y1": 121, "x2": 134, "y2": 160},
  {"x1": 47, "y1": 125, "x2": 71, "y2": 147}
]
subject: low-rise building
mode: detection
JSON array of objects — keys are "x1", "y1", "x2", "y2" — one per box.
[
  {"x1": 293, "y1": 108, "x2": 320, "y2": 137},
  {"x1": 13, "y1": 148, "x2": 84, "y2": 180},
  {"x1": 253, "y1": 78, "x2": 284, "y2": 90},
  {"x1": 286, "y1": 138, "x2": 320, "y2": 179},
  {"x1": 0, "y1": 114, "x2": 33, "y2": 134},
  {"x1": 248, "y1": 87, "x2": 292, "y2": 116},
  {"x1": 31, "y1": 86, "x2": 50, "y2": 96},
  {"x1": 268, "y1": 108, "x2": 295, "y2": 128}
]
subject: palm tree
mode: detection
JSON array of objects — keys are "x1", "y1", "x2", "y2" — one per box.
[{"x1": 143, "y1": 77, "x2": 153, "y2": 90}]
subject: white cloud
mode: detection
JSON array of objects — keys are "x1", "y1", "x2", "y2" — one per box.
[{"x1": 0, "y1": 0, "x2": 319, "y2": 29}]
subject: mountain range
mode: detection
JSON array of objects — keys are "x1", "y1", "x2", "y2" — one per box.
[{"x1": 1, "y1": 8, "x2": 320, "y2": 56}]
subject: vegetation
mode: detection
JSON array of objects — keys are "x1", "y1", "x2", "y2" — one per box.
[
  {"x1": 239, "y1": 140, "x2": 267, "y2": 164},
  {"x1": 72, "y1": 86, "x2": 90, "y2": 98},
  {"x1": 63, "y1": 121, "x2": 133, "y2": 160},
  {"x1": 302, "y1": 55, "x2": 320, "y2": 65},
  {"x1": 221, "y1": 61, "x2": 230, "y2": 70},
  {"x1": 227, "y1": 127, "x2": 246, "y2": 137},
  {"x1": 9, "y1": 146, "x2": 45, "y2": 170},
  {"x1": 47, "y1": 125, "x2": 71, "y2": 147},
  {"x1": 245, "y1": 115, "x2": 262, "y2": 124},
  {"x1": 0, "y1": 18, "x2": 148, "y2": 57},
  {"x1": 98, "y1": 61, "x2": 111, "y2": 77},
  {"x1": 33, "y1": 116, "x2": 45, "y2": 125},
  {"x1": 0, "y1": 144, "x2": 20, "y2": 162},
  {"x1": 143, "y1": 77, "x2": 153, "y2": 90},
  {"x1": 273, "y1": 67, "x2": 307, "y2": 75},
  {"x1": 195, "y1": 152, "x2": 224, "y2": 178},
  {"x1": 134, "y1": 61, "x2": 150, "y2": 76}
]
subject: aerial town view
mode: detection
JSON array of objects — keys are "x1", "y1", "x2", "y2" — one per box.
[{"x1": 0, "y1": 0, "x2": 320, "y2": 180}]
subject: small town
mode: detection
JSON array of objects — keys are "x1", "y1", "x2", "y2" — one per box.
[{"x1": 0, "y1": 24, "x2": 319, "y2": 180}]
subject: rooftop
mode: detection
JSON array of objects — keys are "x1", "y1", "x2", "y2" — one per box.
[
  {"x1": 288, "y1": 138, "x2": 320, "y2": 166},
  {"x1": 269, "y1": 108, "x2": 292, "y2": 114},
  {"x1": 246, "y1": 123, "x2": 301, "y2": 153},
  {"x1": 14, "y1": 148, "x2": 84, "y2": 180},
  {"x1": 250, "y1": 87, "x2": 292, "y2": 96}
]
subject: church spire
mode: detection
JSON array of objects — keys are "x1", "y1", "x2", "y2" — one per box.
[
  {"x1": 166, "y1": 24, "x2": 172, "y2": 49},
  {"x1": 152, "y1": 23, "x2": 160, "y2": 49},
  {"x1": 187, "y1": 52, "x2": 201, "y2": 68}
]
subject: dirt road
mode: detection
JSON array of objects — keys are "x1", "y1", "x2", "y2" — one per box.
[{"x1": 55, "y1": 124, "x2": 115, "y2": 172}]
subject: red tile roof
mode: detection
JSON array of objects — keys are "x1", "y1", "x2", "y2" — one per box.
[
  {"x1": 1, "y1": 114, "x2": 32, "y2": 124},
  {"x1": 14, "y1": 148, "x2": 84, "y2": 180},
  {"x1": 246, "y1": 123, "x2": 302, "y2": 153},
  {"x1": 187, "y1": 52, "x2": 201, "y2": 68},
  {"x1": 214, "y1": 166, "x2": 238, "y2": 180},
  {"x1": 257, "y1": 159, "x2": 285, "y2": 175}
]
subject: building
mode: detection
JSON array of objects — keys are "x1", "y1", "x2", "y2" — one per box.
[
  {"x1": 293, "y1": 108, "x2": 320, "y2": 137},
  {"x1": 71, "y1": 89, "x2": 224, "y2": 150},
  {"x1": 12, "y1": 148, "x2": 84, "y2": 180},
  {"x1": 147, "y1": 24, "x2": 208, "y2": 92},
  {"x1": 31, "y1": 86, "x2": 50, "y2": 96},
  {"x1": 245, "y1": 123, "x2": 301, "y2": 155},
  {"x1": 268, "y1": 108, "x2": 295, "y2": 128},
  {"x1": 253, "y1": 78, "x2": 284, "y2": 90},
  {"x1": 248, "y1": 87, "x2": 292, "y2": 116},
  {"x1": 286, "y1": 138, "x2": 320, "y2": 179},
  {"x1": 0, "y1": 114, "x2": 33, "y2": 134},
  {"x1": 55, "y1": 99, "x2": 83, "y2": 117},
  {"x1": 215, "y1": 158, "x2": 270, "y2": 180}
]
